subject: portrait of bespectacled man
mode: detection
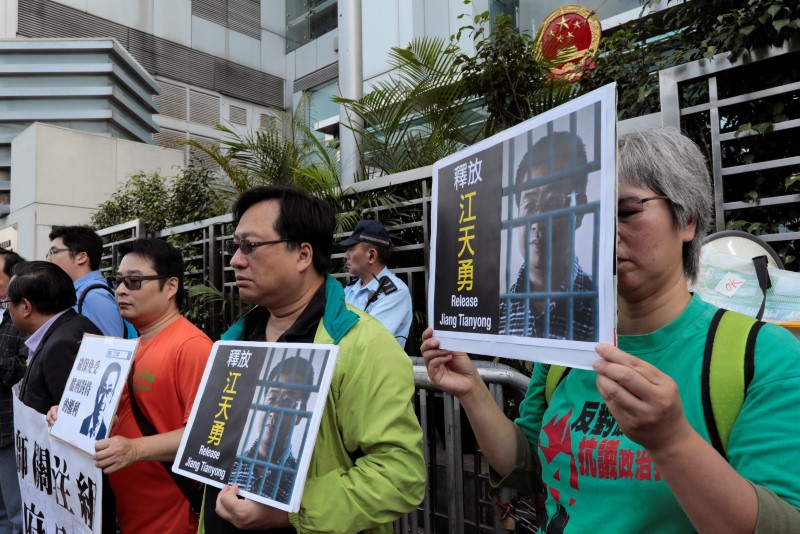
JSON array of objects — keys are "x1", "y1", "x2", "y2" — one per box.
[
  {"x1": 500, "y1": 114, "x2": 600, "y2": 342},
  {"x1": 228, "y1": 355, "x2": 316, "y2": 505},
  {"x1": 79, "y1": 362, "x2": 122, "y2": 440}
]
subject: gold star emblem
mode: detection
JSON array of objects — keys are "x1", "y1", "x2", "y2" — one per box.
[
  {"x1": 556, "y1": 34, "x2": 564, "y2": 43},
  {"x1": 566, "y1": 31, "x2": 574, "y2": 40},
  {"x1": 549, "y1": 29, "x2": 556, "y2": 37},
  {"x1": 573, "y1": 19, "x2": 583, "y2": 29},
  {"x1": 558, "y1": 16, "x2": 570, "y2": 30}
]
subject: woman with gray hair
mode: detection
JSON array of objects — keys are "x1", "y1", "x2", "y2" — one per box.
[{"x1": 423, "y1": 127, "x2": 800, "y2": 532}]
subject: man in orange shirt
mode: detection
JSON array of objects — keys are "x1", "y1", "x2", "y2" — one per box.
[{"x1": 96, "y1": 238, "x2": 212, "y2": 533}]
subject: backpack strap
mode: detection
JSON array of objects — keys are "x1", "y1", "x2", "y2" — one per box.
[
  {"x1": 701, "y1": 308, "x2": 764, "y2": 458},
  {"x1": 77, "y1": 283, "x2": 115, "y2": 314},
  {"x1": 126, "y1": 368, "x2": 202, "y2": 516},
  {"x1": 544, "y1": 308, "x2": 762, "y2": 460},
  {"x1": 545, "y1": 365, "x2": 571, "y2": 405},
  {"x1": 78, "y1": 282, "x2": 132, "y2": 339}
]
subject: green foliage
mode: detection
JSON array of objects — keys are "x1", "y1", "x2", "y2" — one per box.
[
  {"x1": 575, "y1": 17, "x2": 665, "y2": 120},
  {"x1": 646, "y1": 0, "x2": 800, "y2": 62},
  {"x1": 577, "y1": 1, "x2": 800, "y2": 120},
  {"x1": 188, "y1": 98, "x2": 331, "y2": 202},
  {"x1": 90, "y1": 167, "x2": 221, "y2": 232},
  {"x1": 335, "y1": 37, "x2": 486, "y2": 176},
  {"x1": 454, "y1": 9, "x2": 585, "y2": 134},
  {"x1": 188, "y1": 98, "x2": 406, "y2": 235}
]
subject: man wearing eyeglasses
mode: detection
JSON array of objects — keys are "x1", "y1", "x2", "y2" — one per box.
[
  {"x1": 11, "y1": 261, "x2": 102, "y2": 414},
  {"x1": 228, "y1": 356, "x2": 314, "y2": 504},
  {"x1": 47, "y1": 226, "x2": 128, "y2": 337},
  {"x1": 500, "y1": 131, "x2": 596, "y2": 341},
  {"x1": 93, "y1": 238, "x2": 212, "y2": 534},
  {"x1": 204, "y1": 186, "x2": 425, "y2": 534}
]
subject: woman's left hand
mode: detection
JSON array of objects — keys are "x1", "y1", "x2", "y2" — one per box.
[{"x1": 593, "y1": 343, "x2": 693, "y2": 453}]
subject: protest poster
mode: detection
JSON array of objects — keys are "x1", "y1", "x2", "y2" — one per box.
[
  {"x1": 50, "y1": 335, "x2": 138, "y2": 455},
  {"x1": 14, "y1": 397, "x2": 102, "y2": 534},
  {"x1": 173, "y1": 341, "x2": 338, "y2": 513},
  {"x1": 429, "y1": 84, "x2": 617, "y2": 369}
]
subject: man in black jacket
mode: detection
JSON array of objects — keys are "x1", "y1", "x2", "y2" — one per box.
[
  {"x1": 8, "y1": 261, "x2": 101, "y2": 414},
  {"x1": 0, "y1": 249, "x2": 26, "y2": 534}
]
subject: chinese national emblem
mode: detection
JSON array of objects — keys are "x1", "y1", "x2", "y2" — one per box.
[{"x1": 536, "y1": 5, "x2": 602, "y2": 82}]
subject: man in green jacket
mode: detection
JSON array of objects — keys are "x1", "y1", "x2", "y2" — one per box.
[{"x1": 203, "y1": 185, "x2": 426, "y2": 533}]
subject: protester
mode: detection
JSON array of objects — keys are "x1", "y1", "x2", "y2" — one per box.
[
  {"x1": 95, "y1": 238, "x2": 212, "y2": 533},
  {"x1": 48, "y1": 225, "x2": 128, "y2": 337},
  {"x1": 341, "y1": 219, "x2": 412, "y2": 346},
  {"x1": 501, "y1": 131, "x2": 595, "y2": 340},
  {"x1": 203, "y1": 185, "x2": 426, "y2": 533},
  {"x1": 423, "y1": 127, "x2": 800, "y2": 532},
  {"x1": 0, "y1": 249, "x2": 26, "y2": 534},
  {"x1": 11, "y1": 261, "x2": 102, "y2": 414}
]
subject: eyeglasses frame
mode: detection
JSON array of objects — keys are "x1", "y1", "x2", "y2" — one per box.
[
  {"x1": 112, "y1": 274, "x2": 170, "y2": 291},
  {"x1": 45, "y1": 247, "x2": 72, "y2": 259},
  {"x1": 227, "y1": 239, "x2": 291, "y2": 256}
]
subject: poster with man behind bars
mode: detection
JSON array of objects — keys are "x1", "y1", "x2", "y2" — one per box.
[
  {"x1": 174, "y1": 341, "x2": 338, "y2": 513},
  {"x1": 429, "y1": 84, "x2": 617, "y2": 369}
]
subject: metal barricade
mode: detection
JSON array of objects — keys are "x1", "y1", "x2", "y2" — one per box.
[{"x1": 394, "y1": 360, "x2": 532, "y2": 534}]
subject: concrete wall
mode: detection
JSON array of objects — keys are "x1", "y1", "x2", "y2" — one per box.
[
  {"x1": 0, "y1": 0, "x2": 17, "y2": 38},
  {"x1": 6, "y1": 122, "x2": 183, "y2": 260}
]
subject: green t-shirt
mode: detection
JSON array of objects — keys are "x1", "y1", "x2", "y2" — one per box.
[{"x1": 516, "y1": 294, "x2": 800, "y2": 532}]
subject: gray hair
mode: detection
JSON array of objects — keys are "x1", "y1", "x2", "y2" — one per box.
[{"x1": 618, "y1": 127, "x2": 713, "y2": 282}]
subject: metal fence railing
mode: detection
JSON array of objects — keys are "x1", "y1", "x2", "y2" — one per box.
[
  {"x1": 397, "y1": 360, "x2": 533, "y2": 534},
  {"x1": 659, "y1": 39, "x2": 800, "y2": 267}
]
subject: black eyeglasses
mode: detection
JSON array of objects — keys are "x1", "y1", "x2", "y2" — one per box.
[
  {"x1": 226, "y1": 239, "x2": 290, "y2": 256},
  {"x1": 112, "y1": 274, "x2": 169, "y2": 291},
  {"x1": 45, "y1": 247, "x2": 72, "y2": 259},
  {"x1": 618, "y1": 195, "x2": 671, "y2": 220},
  {"x1": 520, "y1": 191, "x2": 578, "y2": 214},
  {"x1": 0, "y1": 299, "x2": 15, "y2": 309},
  {"x1": 265, "y1": 391, "x2": 304, "y2": 409}
]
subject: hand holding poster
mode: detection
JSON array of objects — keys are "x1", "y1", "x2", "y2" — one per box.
[
  {"x1": 429, "y1": 84, "x2": 617, "y2": 369},
  {"x1": 174, "y1": 341, "x2": 338, "y2": 513},
  {"x1": 50, "y1": 335, "x2": 138, "y2": 455}
]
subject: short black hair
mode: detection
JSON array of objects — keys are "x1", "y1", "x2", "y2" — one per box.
[
  {"x1": 267, "y1": 356, "x2": 315, "y2": 404},
  {"x1": 515, "y1": 131, "x2": 589, "y2": 203},
  {"x1": 0, "y1": 249, "x2": 26, "y2": 278},
  {"x1": 8, "y1": 261, "x2": 76, "y2": 314},
  {"x1": 118, "y1": 238, "x2": 185, "y2": 310},
  {"x1": 49, "y1": 226, "x2": 104, "y2": 271},
  {"x1": 233, "y1": 186, "x2": 335, "y2": 275}
]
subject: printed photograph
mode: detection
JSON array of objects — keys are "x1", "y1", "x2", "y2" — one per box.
[
  {"x1": 173, "y1": 341, "x2": 338, "y2": 513},
  {"x1": 499, "y1": 108, "x2": 601, "y2": 342},
  {"x1": 429, "y1": 85, "x2": 616, "y2": 368}
]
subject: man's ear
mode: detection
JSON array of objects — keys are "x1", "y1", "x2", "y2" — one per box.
[
  {"x1": 74, "y1": 251, "x2": 90, "y2": 268},
  {"x1": 296, "y1": 403, "x2": 307, "y2": 425},
  {"x1": 575, "y1": 193, "x2": 588, "y2": 229},
  {"x1": 163, "y1": 276, "x2": 180, "y2": 301},
  {"x1": 19, "y1": 298, "x2": 33, "y2": 318},
  {"x1": 296, "y1": 243, "x2": 314, "y2": 273}
]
